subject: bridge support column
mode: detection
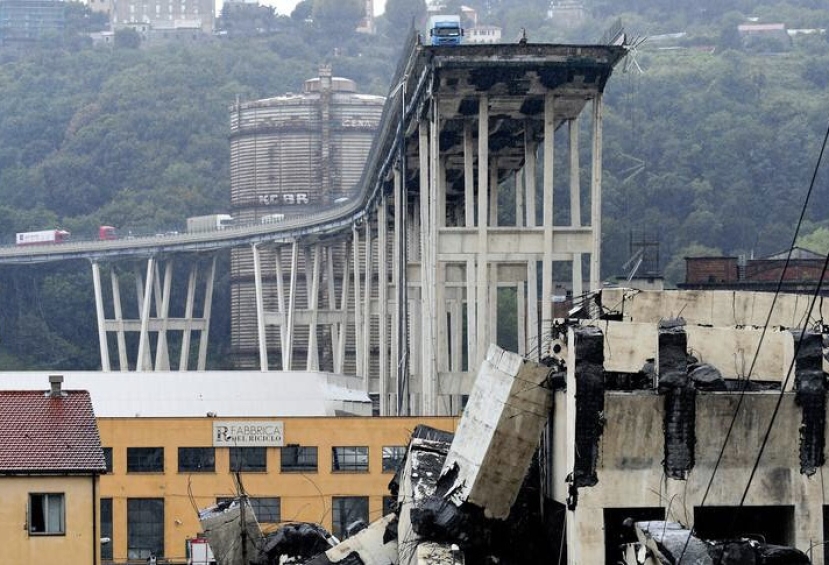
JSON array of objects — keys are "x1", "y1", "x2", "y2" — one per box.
[
  {"x1": 524, "y1": 128, "x2": 541, "y2": 361},
  {"x1": 92, "y1": 261, "x2": 110, "y2": 372},
  {"x1": 378, "y1": 195, "x2": 390, "y2": 414},
  {"x1": 393, "y1": 164, "x2": 409, "y2": 415},
  {"x1": 570, "y1": 117, "x2": 583, "y2": 300},
  {"x1": 590, "y1": 94, "x2": 604, "y2": 293},
  {"x1": 252, "y1": 244, "x2": 269, "y2": 371},
  {"x1": 136, "y1": 259, "x2": 155, "y2": 371},
  {"x1": 542, "y1": 93, "x2": 556, "y2": 344},
  {"x1": 475, "y1": 94, "x2": 490, "y2": 371},
  {"x1": 92, "y1": 256, "x2": 217, "y2": 372}
]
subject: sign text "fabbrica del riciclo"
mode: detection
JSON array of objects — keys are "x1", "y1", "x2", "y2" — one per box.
[{"x1": 213, "y1": 421, "x2": 284, "y2": 447}]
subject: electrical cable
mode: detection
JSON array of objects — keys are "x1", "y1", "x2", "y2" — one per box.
[{"x1": 675, "y1": 114, "x2": 829, "y2": 564}]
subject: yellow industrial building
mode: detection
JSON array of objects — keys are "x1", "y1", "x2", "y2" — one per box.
[
  {"x1": 0, "y1": 371, "x2": 457, "y2": 564},
  {"x1": 98, "y1": 414, "x2": 457, "y2": 563}
]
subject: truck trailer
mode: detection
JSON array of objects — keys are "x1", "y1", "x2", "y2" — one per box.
[
  {"x1": 16, "y1": 229, "x2": 71, "y2": 246},
  {"x1": 186, "y1": 214, "x2": 233, "y2": 233},
  {"x1": 428, "y1": 14, "x2": 463, "y2": 45},
  {"x1": 99, "y1": 225, "x2": 117, "y2": 240}
]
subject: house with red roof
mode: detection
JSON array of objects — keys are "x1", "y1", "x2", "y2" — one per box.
[{"x1": 0, "y1": 375, "x2": 106, "y2": 565}]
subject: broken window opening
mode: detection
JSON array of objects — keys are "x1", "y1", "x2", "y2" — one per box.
[
  {"x1": 382, "y1": 445, "x2": 407, "y2": 473},
  {"x1": 694, "y1": 505, "x2": 795, "y2": 547},
  {"x1": 331, "y1": 496, "x2": 368, "y2": 540},
  {"x1": 604, "y1": 507, "x2": 664, "y2": 564}
]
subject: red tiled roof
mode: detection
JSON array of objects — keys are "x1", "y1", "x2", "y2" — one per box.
[{"x1": 0, "y1": 390, "x2": 106, "y2": 473}]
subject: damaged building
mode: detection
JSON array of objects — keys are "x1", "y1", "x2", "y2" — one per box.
[
  {"x1": 551, "y1": 288, "x2": 825, "y2": 564},
  {"x1": 203, "y1": 288, "x2": 829, "y2": 564}
]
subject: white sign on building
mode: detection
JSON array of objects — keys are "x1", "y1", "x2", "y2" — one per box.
[{"x1": 213, "y1": 421, "x2": 284, "y2": 447}]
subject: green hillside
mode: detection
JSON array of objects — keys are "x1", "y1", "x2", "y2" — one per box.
[{"x1": 1, "y1": 0, "x2": 829, "y2": 368}]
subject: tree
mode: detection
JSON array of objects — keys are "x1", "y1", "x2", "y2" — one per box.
[
  {"x1": 64, "y1": 1, "x2": 109, "y2": 34},
  {"x1": 114, "y1": 28, "x2": 141, "y2": 49},
  {"x1": 291, "y1": 0, "x2": 313, "y2": 22},
  {"x1": 798, "y1": 227, "x2": 829, "y2": 256},
  {"x1": 312, "y1": 0, "x2": 363, "y2": 38},
  {"x1": 384, "y1": 0, "x2": 427, "y2": 32}
]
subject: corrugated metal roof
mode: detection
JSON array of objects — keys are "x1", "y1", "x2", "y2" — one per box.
[{"x1": 0, "y1": 371, "x2": 371, "y2": 418}]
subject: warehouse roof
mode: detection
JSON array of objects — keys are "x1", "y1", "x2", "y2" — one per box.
[{"x1": 0, "y1": 371, "x2": 372, "y2": 418}]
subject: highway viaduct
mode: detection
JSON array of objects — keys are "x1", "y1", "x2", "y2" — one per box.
[{"x1": 0, "y1": 32, "x2": 627, "y2": 416}]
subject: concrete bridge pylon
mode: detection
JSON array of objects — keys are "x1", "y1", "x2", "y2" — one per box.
[{"x1": 91, "y1": 255, "x2": 217, "y2": 372}]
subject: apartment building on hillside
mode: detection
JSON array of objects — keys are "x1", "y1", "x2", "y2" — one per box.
[{"x1": 87, "y1": 0, "x2": 214, "y2": 34}]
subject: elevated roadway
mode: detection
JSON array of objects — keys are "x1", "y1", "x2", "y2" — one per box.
[{"x1": 0, "y1": 35, "x2": 627, "y2": 416}]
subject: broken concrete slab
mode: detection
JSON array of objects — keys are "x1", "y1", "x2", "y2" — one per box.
[
  {"x1": 440, "y1": 344, "x2": 554, "y2": 519},
  {"x1": 396, "y1": 426, "x2": 461, "y2": 565},
  {"x1": 304, "y1": 514, "x2": 399, "y2": 565},
  {"x1": 257, "y1": 522, "x2": 338, "y2": 564},
  {"x1": 629, "y1": 520, "x2": 811, "y2": 565},
  {"x1": 199, "y1": 497, "x2": 264, "y2": 565},
  {"x1": 415, "y1": 542, "x2": 464, "y2": 564}
]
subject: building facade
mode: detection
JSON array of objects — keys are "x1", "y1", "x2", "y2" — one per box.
[
  {"x1": 682, "y1": 247, "x2": 829, "y2": 293},
  {"x1": 87, "y1": 0, "x2": 214, "y2": 34},
  {"x1": 98, "y1": 415, "x2": 457, "y2": 563},
  {"x1": 0, "y1": 376, "x2": 106, "y2": 565},
  {"x1": 549, "y1": 288, "x2": 829, "y2": 563},
  {"x1": 0, "y1": 0, "x2": 64, "y2": 45}
]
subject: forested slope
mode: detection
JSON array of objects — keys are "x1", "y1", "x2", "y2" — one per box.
[{"x1": 2, "y1": 0, "x2": 829, "y2": 368}]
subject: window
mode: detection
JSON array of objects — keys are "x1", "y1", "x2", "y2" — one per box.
[
  {"x1": 331, "y1": 496, "x2": 368, "y2": 540},
  {"x1": 29, "y1": 493, "x2": 64, "y2": 535},
  {"x1": 281, "y1": 445, "x2": 318, "y2": 472},
  {"x1": 178, "y1": 447, "x2": 215, "y2": 472},
  {"x1": 382, "y1": 446, "x2": 406, "y2": 473},
  {"x1": 127, "y1": 447, "x2": 164, "y2": 473},
  {"x1": 127, "y1": 498, "x2": 164, "y2": 560},
  {"x1": 251, "y1": 497, "x2": 280, "y2": 523},
  {"x1": 101, "y1": 498, "x2": 113, "y2": 560},
  {"x1": 216, "y1": 497, "x2": 280, "y2": 523},
  {"x1": 332, "y1": 446, "x2": 369, "y2": 472},
  {"x1": 103, "y1": 447, "x2": 113, "y2": 473},
  {"x1": 230, "y1": 447, "x2": 266, "y2": 472}
]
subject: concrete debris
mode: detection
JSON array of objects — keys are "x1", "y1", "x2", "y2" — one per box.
[
  {"x1": 440, "y1": 344, "x2": 554, "y2": 518},
  {"x1": 688, "y1": 363, "x2": 726, "y2": 390},
  {"x1": 304, "y1": 514, "x2": 399, "y2": 565},
  {"x1": 256, "y1": 522, "x2": 338, "y2": 564},
  {"x1": 624, "y1": 521, "x2": 810, "y2": 565},
  {"x1": 415, "y1": 542, "x2": 464, "y2": 564},
  {"x1": 199, "y1": 497, "x2": 264, "y2": 565}
]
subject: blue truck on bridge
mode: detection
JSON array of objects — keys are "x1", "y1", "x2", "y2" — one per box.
[{"x1": 428, "y1": 14, "x2": 463, "y2": 46}]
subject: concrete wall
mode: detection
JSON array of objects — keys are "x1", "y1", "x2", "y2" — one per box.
[
  {"x1": 600, "y1": 288, "x2": 824, "y2": 329},
  {"x1": 554, "y1": 305, "x2": 827, "y2": 564},
  {"x1": 0, "y1": 475, "x2": 97, "y2": 565},
  {"x1": 600, "y1": 320, "x2": 793, "y2": 382},
  {"x1": 556, "y1": 390, "x2": 822, "y2": 563}
]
